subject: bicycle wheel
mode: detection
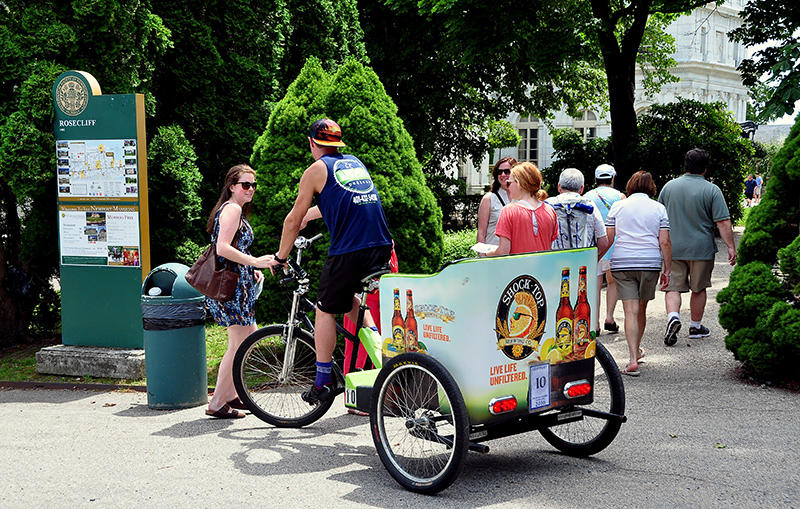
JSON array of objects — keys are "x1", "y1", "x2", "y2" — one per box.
[
  {"x1": 370, "y1": 353, "x2": 470, "y2": 495},
  {"x1": 539, "y1": 341, "x2": 625, "y2": 456},
  {"x1": 232, "y1": 325, "x2": 334, "y2": 428}
]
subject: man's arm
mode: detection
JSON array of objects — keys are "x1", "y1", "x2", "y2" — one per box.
[
  {"x1": 659, "y1": 229, "x2": 672, "y2": 290},
  {"x1": 591, "y1": 208, "x2": 609, "y2": 258},
  {"x1": 276, "y1": 161, "x2": 326, "y2": 260},
  {"x1": 716, "y1": 219, "x2": 736, "y2": 266}
]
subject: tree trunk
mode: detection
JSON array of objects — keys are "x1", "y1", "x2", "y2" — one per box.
[
  {"x1": 0, "y1": 182, "x2": 26, "y2": 347},
  {"x1": 591, "y1": 0, "x2": 652, "y2": 190}
]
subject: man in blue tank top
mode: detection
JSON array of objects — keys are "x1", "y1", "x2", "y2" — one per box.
[{"x1": 272, "y1": 118, "x2": 393, "y2": 404}]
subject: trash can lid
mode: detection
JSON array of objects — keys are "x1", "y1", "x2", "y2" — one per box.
[{"x1": 142, "y1": 263, "x2": 205, "y2": 302}]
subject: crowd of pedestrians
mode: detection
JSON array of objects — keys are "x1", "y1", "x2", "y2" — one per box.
[{"x1": 477, "y1": 148, "x2": 737, "y2": 376}]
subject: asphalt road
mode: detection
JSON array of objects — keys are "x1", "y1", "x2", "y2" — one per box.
[{"x1": 2, "y1": 229, "x2": 799, "y2": 508}]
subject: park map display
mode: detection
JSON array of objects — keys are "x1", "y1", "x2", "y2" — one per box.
[{"x1": 57, "y1": 139, "x2": 138, "y2": 198}]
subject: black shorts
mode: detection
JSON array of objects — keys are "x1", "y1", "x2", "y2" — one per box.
[{"x1": 317, "y1": 244, "x2": 393, "y2": 314}]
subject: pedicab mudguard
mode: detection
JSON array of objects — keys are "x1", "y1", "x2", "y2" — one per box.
[
  {"x1": 377, "y1": 248, "x2": 599, "y2": 426},
  {"x1": 344, "y1": 369, "x2": 380, "y2": 414}
]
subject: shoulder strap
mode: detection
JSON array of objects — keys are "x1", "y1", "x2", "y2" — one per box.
[{"x1": 495, "y1": 191, "x2": 506, "y2": 207}]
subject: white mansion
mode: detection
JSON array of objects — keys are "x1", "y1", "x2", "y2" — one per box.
[{"x1": 459, "y1": 0, "x2": 750, "y2": 194}]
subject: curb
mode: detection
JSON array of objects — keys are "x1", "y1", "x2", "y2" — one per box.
[{"x1": 0, "y1": 381, "x2": 216, "y2": 393}]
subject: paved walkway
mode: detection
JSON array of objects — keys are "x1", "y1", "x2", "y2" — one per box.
[{"x1": 1, "y1": 228, "x2": 799, "y2": 507}]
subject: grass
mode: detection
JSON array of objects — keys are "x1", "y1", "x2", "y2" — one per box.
[{"x1": 0, "y1": 324, "x2": 230, "y2": 387}]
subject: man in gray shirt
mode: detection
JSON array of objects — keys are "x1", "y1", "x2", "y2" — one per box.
[{"x1": 658, "y1": 148, "x2": 736, "y2": 345}]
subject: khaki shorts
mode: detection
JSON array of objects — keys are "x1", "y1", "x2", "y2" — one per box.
[
  {"x1": 612, "y1": 270, "x2": 660, "y2": 301},
  {"x1": 662, "y1": 259, "x2": 713, "y2": 293}
]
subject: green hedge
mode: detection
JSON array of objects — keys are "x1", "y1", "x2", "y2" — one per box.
[{"x1": 717, "y1": 117, "x2": 800, "y2": 379}]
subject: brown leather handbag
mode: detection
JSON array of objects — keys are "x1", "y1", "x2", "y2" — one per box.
[
  {"x1": 185, "y1": 217, "x2": 242, "y2": 302},
  {"x1": 185, "y1": 243, "x2": 238, "y2": 301}
]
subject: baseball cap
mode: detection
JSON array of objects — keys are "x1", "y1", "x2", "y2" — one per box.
[
  {"x1": 309, "y1": 118, "x2": 346, "y2": 147},
  {"x1": 595, "y1": 164, "x2": 616, "y2": 179}
]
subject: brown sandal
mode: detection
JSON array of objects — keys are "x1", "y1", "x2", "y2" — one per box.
[
  {"x1": 227, "y1": 397, "x2": 248, "y2": 411},
  {"x1": 206, "y1": 403, "x2": 245, "y2": 419}
]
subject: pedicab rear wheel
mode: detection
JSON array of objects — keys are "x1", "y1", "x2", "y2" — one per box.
[
  {"x1": 539, "y1": 341, "x2": 625, "y2": 456},
  {"x1": 370, "y1": 353, "x2": 470, "y2": 494}
]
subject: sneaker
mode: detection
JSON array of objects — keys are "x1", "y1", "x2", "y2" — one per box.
[
  {"x1": 664, "y1": 316, "x2": 681, "y2": 346},
  {"x1": 603, "y1": 321, "x2": 620, "y2": 333},
  {"x1": 688, "y1": 325, "x2": 711, "y2": 339},
  {"x1": 301, "y1": 383, "x2": 334, "y2": 405}
]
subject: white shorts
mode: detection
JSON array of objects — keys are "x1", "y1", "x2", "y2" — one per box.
[{"x1": 597, "y1": 258, "x2": 611, "y2": 277}]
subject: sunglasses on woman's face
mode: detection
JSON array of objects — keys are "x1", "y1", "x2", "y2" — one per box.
[
  {"x1": 237, "y1": 181, "x2": 257, "y2": 190},
  {"x1": 496, "y1": 168, "x2": 511, "y2": 175}
]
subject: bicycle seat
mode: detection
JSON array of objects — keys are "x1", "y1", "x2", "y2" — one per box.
[{"x1": 360, "y1": 263, "x2": 391, "y2": 293}]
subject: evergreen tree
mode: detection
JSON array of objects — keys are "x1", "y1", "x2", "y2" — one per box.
[
  {"x1": 249, "y1": 57, "x2": 443, "y2": 325},
  {"x1": 146, "y1": 125, "x2": 204, "y2": 266},
  {"x1": 717, "y1": 116, "x2": 800, "y2": 379}
]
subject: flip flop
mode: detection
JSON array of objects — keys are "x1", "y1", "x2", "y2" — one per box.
[
  {"x1": 620, "y1": 365, "x2": 640, "y2": 377},
  {"x1": 637, "y1": 347, "x2": 646, "y2": 362},
  {"x1": 206, "y1": 403, "x2": 245, "y2": 419}
]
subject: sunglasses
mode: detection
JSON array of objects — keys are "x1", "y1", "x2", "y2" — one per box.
[
  {"x1": 237, "y1": 181, "x2": 257, "y2": 190},
  {"x1": 496, "y1": 169, "x2": 511, "y2": 175}
]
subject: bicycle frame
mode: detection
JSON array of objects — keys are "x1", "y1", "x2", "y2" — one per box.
[{"x1": 278, "y1": 234, "x2": 382, "y2": 385}]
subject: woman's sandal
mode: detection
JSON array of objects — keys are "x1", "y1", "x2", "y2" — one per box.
[
  {"x1": 620, "y1": 365, "x2": 640, "y2": 377},
  {"x1": 206, "y1": 403, "x2": 245, "y2": 419},
  {"x1": 227, "y1": 397, "x2": 248, "y2": 411},
  {"x1": 637, "y1": 347, "x2": 646, "y2": 362}
]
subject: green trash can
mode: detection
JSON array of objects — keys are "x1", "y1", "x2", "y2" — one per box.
[{"x1": 141, "y1": 263, "x2": 208, "y2": 409}]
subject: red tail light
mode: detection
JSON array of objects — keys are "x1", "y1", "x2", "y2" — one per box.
[
  {"x1": 489, "y1": 395, "x2": 517, "y2": 415},
  {"x1": 564, "y1": 380, "x2": 591, "y2": 399}
]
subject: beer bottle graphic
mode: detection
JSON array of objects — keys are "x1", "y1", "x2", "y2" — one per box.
[
  {"x1": 573, "y1": 266, "x2": 591, "y2": 356},
  {"x1": 391, "y1": 288, "x2": 405, "y2": 353},
  {"x1": 404, "y1": 289, "x2": 418, "y2": 352},
  {"x1": 555, "y1": 268, "x2": 574, "y2": 358}
]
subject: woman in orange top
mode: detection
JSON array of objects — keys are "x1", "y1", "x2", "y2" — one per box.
[{"x1": 489, "y1": 162, "x2": 558, "y2": 256}]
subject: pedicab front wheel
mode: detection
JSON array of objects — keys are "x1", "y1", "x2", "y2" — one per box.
[
  {"x1": 538, "y1": 341, "x2": 625, "y2": 456},
  {"x1": 370, "y1": 353, "x2": 470, "y2": 495},
  {"x1": 232, "y1": 325, "x2": 334, "y2": 428}
]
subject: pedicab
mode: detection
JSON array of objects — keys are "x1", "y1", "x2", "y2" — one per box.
[{"x1": 344, "y1": 247, "x2": 627, "y2": 494}]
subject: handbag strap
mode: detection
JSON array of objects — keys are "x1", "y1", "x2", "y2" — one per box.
[{"x1": 213, "y1": 204, "x2": 243, "y2": 269}]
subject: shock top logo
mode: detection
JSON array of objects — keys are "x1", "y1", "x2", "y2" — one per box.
[
  {"x1": 333, "y1": 159, "x2": 375, "y2": 195},
  {"x1": 55, "y1": 76, "x2": 89, "y2": 117},
  {"x1": 495, "y1": 275, "x2": 547, "y2": 361}
]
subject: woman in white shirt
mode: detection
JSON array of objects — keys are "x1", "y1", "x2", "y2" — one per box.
[
  {"x1": 605, "y1": 171, "x2": 672, "y2": 376},
  {"x1": 477, "y1": 157, "x2": 516, "y2": 249}
]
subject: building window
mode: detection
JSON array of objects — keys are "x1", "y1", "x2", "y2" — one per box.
[
  {"x1": 700, "y1": 26, "x2": 708, "y2": 59},
  {"x1": 573, "y1": 110, "x2": 598, "y2": 142},
  {"x1": 516, "y1": 115, "x2": 539, "y2": 165}
]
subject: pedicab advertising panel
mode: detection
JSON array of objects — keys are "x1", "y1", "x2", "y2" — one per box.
[{"x1": 378, "y1": 247, "x2": 597, "y2": 425}]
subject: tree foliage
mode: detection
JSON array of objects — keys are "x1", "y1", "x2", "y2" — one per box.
[
  {"x1": 0, "y1": 1, "x2": 170, "y2": 345},
  {"x1": 636, "y1": 99, "x2": 753, "y2": 226},
  {"x1": 730, "y1": 0, "x2": 800, "y2": 122},
  {"x1": 146, "y1": 125, "x2": 204, "y2": 266},
  {"x1": 547, "y1": 128, "x2": 612, "y2": 193},
  {"x1": 249, "y1": 57, "x2": 443, "y2": 325},
  {"x1": 402, "y1": 0, "x2": 705, "y2": 188}
]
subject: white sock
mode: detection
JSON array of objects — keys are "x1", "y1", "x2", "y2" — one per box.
[
  {"x1": 690, "y1": 320, "x2": 702, "y2": 328},
  {"x1": 668, "y1": 312, "x2": 680, "y2": 321}
]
